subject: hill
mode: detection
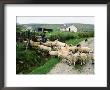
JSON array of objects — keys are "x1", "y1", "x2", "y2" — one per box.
[{"x1": 19, "y1": 23, "x2": 94, "y2": 32}]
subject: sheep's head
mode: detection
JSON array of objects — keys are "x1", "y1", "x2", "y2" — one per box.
[
  {"x1": 77, "y1": 51, "x2": 81, "y2": 56},
  {"x1": 89, "y1": 50, "x2": 94, "y2": 54},
  {"x1": 69, "y1": 44, "x2": 73, "y2": 47},
  {"x1": 47, "y1": 39, "x2": 49, "y2": 41},
  {"x1": 55, "y1": 39, "x2": 58, "y2": 42},
  {"x1": 77, "y1": 44, "x2": 81, "y2": 47}
]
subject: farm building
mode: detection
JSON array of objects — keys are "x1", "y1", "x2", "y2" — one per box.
[
  {"x1": 60, "y1": 25, "x2": 77, "y2": 32},
  {"x1": 38, "y1": 28, "x2": 53, "y2": 32}
]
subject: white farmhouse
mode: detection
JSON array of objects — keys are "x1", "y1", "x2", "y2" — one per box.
[{"x1": 60, "y1": 25, "x2": 77, "y2": 32}]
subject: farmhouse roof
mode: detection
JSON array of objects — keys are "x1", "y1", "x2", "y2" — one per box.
[{"x1": 60, "y1": 24, "x2": 76, "y2": 29}]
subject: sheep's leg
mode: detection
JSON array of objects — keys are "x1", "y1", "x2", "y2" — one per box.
[
  {"x1": 25, "y1": 43, "x2": 28, "y2": 50},
  {"x1": 73, "y1": 62, "x2": 75, "y2": 66},
  {"x1": 68, "y1": 60, "x2": 72, "y2": 66},
  {"x1": 92, "y1": 59, "x2": 94, "y2": 64},
  {"x1": 81, "y1": 61, "x2": 83, "y2": 66},
  {"x1": 83, "y1": 61, "x2": 85, "y2": 64},
  {"x1": 55, "y1": 56, "x2": 57, "y2": 58},
  {"x1": 67, "y1": 61, "x2": 71, "y2": 66},
  {"x1": 69, "y1": 63, "x2": 72, "y2": 66},
  {"x1": 26, "y1": 46, "x2": 27, "y2": 50},
  {"x1": 61, "y1": 59, "x2": 65, "y2": 63}
]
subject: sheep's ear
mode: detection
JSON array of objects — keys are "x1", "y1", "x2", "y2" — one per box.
[{"x1": 69, "y1": 44, "x2": 72, "y2": 46}]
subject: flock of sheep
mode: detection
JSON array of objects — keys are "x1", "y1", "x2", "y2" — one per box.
[{"x1": 23, "y1": 39, "x2": 94, "y2": 66}]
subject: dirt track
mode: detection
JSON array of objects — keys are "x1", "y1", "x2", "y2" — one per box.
[{"x1": 48, "y1": 38, "x2": 94, "y2": 74}]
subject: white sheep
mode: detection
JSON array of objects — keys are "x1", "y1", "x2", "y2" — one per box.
[
  {"x1": 32, "y1": 42, "x2": 40, "y2": 47},
  {"x1": 64, "y1": 53, "x2": 73, "y2": 66},
  {"x1": 71, "y1": 52, "x2": 80, "y2": 66},
  {"x1": 60, "y1": 45, "x2": 70, "y2": 51},
  {"x1": 63, "y1": 52, "x2": 80, "y2": 66},
  {"x1": 23, "y1": 40, "x2": 28, "y2": 49},
  {"x1": 29, "y1": 40, "x2": 34, "y2": 45},
  {"x1": 57, "y1": 49, "x2": 73, "y2": 65},
  {"x1": 23, "y1": 40, "x2": 28, "y2": 44},
  {"x1": 52, "y1": 46, "x2": 60, "y2": 51},
  {"x1": 54, "y1": 40, "x2": 67, "y2": 47},
  {"x1": 29, "y1": 40, "x2": 40, "y2": 47},
  {"x1": 43, "y1": 41, "x2": 53, "y2": 47},
  {"x1": 79, "y1": 53, "x2": 88, "y2": 65},
  {"x1": 78, "y1": 47, "x2": 91, "y2": 53},
  {"x1": 49, "y1": 51, "x2": 58, "y2": 56},
  {"x1": 87, "y1": 52, "x2": 94, "y2": 64},
  {"x1": 58, "y1": 49, "x2": 70, "y2": 59},
  {"x1": 38, "y1": 45, "x2": 51, "y2": 51},
  {"x1": 69, "y1": 46, "x2": 78, "y2": 54}
]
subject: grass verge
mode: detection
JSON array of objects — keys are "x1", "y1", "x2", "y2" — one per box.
[
  {"x1": 30, "y1": 57, "x2": 60, "y2": 74},
  {"x1": 65, "y1": 38, "x2": 86, "y2": 46}
]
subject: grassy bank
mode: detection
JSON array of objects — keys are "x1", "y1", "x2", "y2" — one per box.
[
  {"x1": 30, "y1": 57, "x2": 60, "y2": 74},
  {"x1": 65, "y1": 38, "x2": 86, "y2": 46}
]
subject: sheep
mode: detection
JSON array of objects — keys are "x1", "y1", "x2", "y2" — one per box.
[
  {"x1": 38, "y1": 45, "x2": 51, "y2": 51},
  {"x1": 85, "y1": 39, "x2": 88, "y2": 42},
  {"x1": 77, "y1": 47, "x2": 91, "y2": 53},
  {"x1": 54, "y1": 40, "x2": 67, "y2": 47},
  {"x1": 69, "y1": 44, "x2": 73, "y2": 47},
  {"x1": 57, "y1": 49, "x2": 74, "y2": 65},
  {"x1": 65, "y1": 53, "x2": 74, "y2": 66},
  {"x1": 60, "y1": 44, "x2": 70, "y2": 51},
  {"x1": 29, "y1": 40, "x2": 40, "y2": 47},
  {"x1": 43, "y1": 41, "x2": 60, "y2": 50},
  {"x1": 43, "y1": 46, "x2": 51, "y2": 51},
  {"x1": 22, "y1": 40, "x2": 28, "y2": 50},
  {"x1": 23, "y1": 40, "x2": 28, "y2": 44},
  {"x1": 43, "y1": 41, "x2": 52, "y2": 47},
  {"x1": 71, "y1": 52, "x2": 80, "y2": 66},
  {"x1": 63, "y1": 52, "x2": 80, "y2": 66},
  {"x1": 87, "y1": 52, "x2": 94, "y2": 64},
  {"x1": 49, "y1": 51, "x2": 58, "y2": 56},
  {"x1": 29, "y1": 40, "x2": 34, "y2": 45},
  {"x1": 69, "y1": 46, "x2": 78, "y2": 54},
  {"x1": 79, "y1": 53, "x2": 88, "y2": 65},
  {"x1": 52, "y1": 46, "x2": 59, "y2": 51},
  {"x1": 77, "y1": 44, "x2": 81, "y2": 47},
  {"x1": 32, "y1": 42, "x2": 40, "y2": 47},
  {"x1": 57, "y1": 49, "x2": 70, "y2": 59},
  {"x1": 91, "y1": 54, "x2": 94, "y2": 64}
]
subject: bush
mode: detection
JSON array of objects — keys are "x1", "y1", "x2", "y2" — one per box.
[
  {"x1": 46, "y1": 31, "x2": 94, "y2": 41},
  {"x1": 16, "y1": 43, "x2": 49, "y2": 74}
]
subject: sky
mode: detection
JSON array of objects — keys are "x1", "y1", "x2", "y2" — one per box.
[{"x1": 17, "y1": 16, "x2": 94, "y2": 24}]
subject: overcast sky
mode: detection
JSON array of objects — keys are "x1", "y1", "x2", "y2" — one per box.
[{"x1": 17, "y1": 16, "x2": 94, "y2": 24}]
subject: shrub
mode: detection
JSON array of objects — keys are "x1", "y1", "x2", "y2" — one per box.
[
  {"x1": 16, "y1": 43, "x2": 48, "y2": 74},
  {"x1": 47, "y1": 31, "x2": 94, "y2": 41}
]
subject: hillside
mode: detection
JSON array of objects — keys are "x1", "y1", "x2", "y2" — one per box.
[{"x1": 19, "y1": 23, "x2": 94, "y2": 32}]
